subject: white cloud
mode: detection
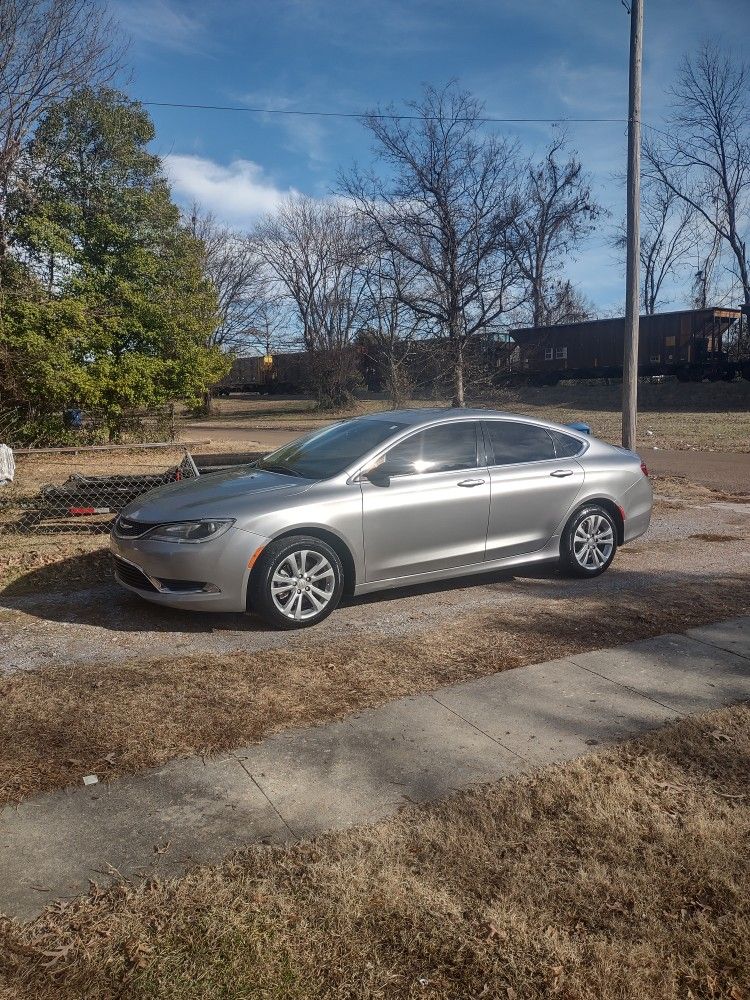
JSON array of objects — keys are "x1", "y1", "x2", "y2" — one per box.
[
  {"x1": 164, "y1": 155, "x2": 297, "y2": 224},
  {"x1": 110, "y1": 0, "x2": 208, "y2": 54},
  {"x1": 237, "y1": 91, "x2": 329, "y2": 164}
]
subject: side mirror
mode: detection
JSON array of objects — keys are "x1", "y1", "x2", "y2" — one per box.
[{"x1": 365, "y1": 465, "x2": 391, "y2": 487}]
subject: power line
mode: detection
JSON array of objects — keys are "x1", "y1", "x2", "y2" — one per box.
[{"x1": 141, "y1": 100, "x2": 628, "y2": 125}]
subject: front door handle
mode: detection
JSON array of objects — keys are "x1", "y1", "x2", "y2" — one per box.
[
  {"x1": 550, "y1": 469, "x2": 575, "y2": 478},
  {"x1": 457, "y1": 478, "x2": 486, "y2": 487}
]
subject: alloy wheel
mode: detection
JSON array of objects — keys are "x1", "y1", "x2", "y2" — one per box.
[
  {"x1": 270, "y1": 549, "x2": 336, "y2": 621},
  {"x1": 572, "y1": 513, "x2": 614, "y2": 571}
]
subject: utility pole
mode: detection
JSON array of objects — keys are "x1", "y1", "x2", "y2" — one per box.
[{"x1": 622, "y1": 0, "x2": 643, "y2": 450}]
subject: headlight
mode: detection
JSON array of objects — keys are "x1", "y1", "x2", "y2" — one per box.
[{"x1": 145, "y1": 520, "x2": 235, "y2": 543}]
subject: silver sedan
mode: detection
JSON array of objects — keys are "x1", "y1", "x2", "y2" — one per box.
[{"x1": 110, "y1": 408, "x2": 652, "y2": 629}]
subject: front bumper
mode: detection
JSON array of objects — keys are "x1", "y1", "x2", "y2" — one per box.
[{"x1": 109, "y1": 526, "x2": 268, "y2": 612}]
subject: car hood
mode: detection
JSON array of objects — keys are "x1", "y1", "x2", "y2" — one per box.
[{"x1": 122, "y1": 467, "x2": 315, "y2": 522}]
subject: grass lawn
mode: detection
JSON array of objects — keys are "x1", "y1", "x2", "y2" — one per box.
[{"x1": 1, "y1": 703, "x2": 748, "y2": 999}]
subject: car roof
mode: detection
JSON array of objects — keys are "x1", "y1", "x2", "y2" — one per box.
[{"x1": 366, "y1": 407, "x2": 581, "y2": 434}]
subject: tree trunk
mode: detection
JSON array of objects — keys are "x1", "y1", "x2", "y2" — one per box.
[
  {"x1": 532, "y1": 280, "x2": 544, "y2": 328},
  {"x1": 452, "y1": 354, "x2": 465, "y2": 408},
  {"x1": 388, "y1": 355, "x2": 409, "y2": 409}
]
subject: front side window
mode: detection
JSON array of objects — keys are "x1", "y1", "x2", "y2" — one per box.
[
  {"x1": 384, "y1": 422, "x2": 479, "y2": 476},
  {"x1": 258, "y1": 417, "x2": 406, "y2": 479},
  {"x1": 485, "y1": 421, "x2": 556, "y2": 465},
  {"x1": 555, "y1": 346, "x2": 568, "y2": 360},
  {"x1": 544, "y1": 347, "x2": 554, "y2": 361}
]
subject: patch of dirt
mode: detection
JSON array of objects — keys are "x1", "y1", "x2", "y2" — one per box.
[
  {"x1": 690, "y1": 533, "x2": 743, "y2": 543},
  {"x1": 1, "y1": 704, "x2": 748, "y2": 1000}
]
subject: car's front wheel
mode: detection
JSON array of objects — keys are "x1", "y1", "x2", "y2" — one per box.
[
  {"x1": 559, "y1": 504, "x2": 618, "y2": 578},
  {"x1": 248, "y1": 535, "x2": 344, "y2": 629}
]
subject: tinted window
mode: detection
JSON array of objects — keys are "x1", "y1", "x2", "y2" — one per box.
[
  {"x1": 549, "y1": 430, "x2": 584, "y2": 458},
  {"x1": 385, "y1": 422, "x2": 478, "y2": 476},
  {"x1": 485, "y1": 421, "x2": 555, "y2": 465},
  {"x1": 259, "y1": 418, "x2": 406, "y2": 479}
]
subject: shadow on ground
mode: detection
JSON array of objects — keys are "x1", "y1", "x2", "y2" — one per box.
[{"x1": 1, "y1": 547, "x2": 561, "y2": 635}]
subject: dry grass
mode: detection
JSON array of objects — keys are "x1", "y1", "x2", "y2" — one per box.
[
  {"x1": 649, "y1": 473, "x2": 750, "y2": 510},
  {"x1": 0, "y1": 536, "x2": 110, "y2": 595},
  {"x1": 185, "y1": 382, "x2": 750, "y2": 452},
  {"x1": 1, "y1": 704, "x2": 748, "y2": 1000},
  {"x1": 2, "y1": 573, "x2": 749, "y2": 806}
]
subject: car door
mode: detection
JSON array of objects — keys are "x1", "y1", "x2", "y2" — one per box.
[
  {"x1": 483, "y1": 420, "x2": 585, "y2": 560},
  {"x1": 361, "y1": 421, "x2": 490, "y2": 583}
]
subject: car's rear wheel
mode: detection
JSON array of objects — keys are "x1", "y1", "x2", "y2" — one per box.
[
  {"x1": 249, "y1": 535, "x2": 344, "y2": 629},
  {"x1": 560, "y1": 504, "x2": 617, "y2": 578}
]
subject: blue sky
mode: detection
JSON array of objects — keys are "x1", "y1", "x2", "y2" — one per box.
[{"x1": 110, "y1": 0, "x2": 748, "y2": 313}]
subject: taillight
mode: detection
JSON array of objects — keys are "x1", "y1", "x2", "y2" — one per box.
[{"x1": 640, "y1": 461, "x2": 649, "y2": 477}]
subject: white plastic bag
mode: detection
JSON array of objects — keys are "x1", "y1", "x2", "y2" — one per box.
[{"x1": 0, "y1": 444, "x2": 15, "y2": 485}]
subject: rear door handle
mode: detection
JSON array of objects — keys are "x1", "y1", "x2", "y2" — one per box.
[
  {"x1": 550, "y1": 469, "x2": 575, "y2": 478},
  {"x1": 457, "y1": 478, "x2": 486, "y2": 487}
]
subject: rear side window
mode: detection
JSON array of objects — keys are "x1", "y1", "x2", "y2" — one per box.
[
  {"x1": 484, "y1": 421, "x2": 556, "y2": 465},
  {"x1": 385, "y1": 422, "x2": 479, "y2": 476},
  {"x1": 549, "y1": 430, "x2": 585, "y2": 458}
]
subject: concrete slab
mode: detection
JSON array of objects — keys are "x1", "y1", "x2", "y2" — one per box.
[
  {"x1": 244, "y1": 694, "x2": 525, "y2": 837},
  {"x1": 686, "y1": 616, "x2": 750, "y2": 661},
  {"x1": 0, "y1": 754, "x2": 289, "y2": 921},
  {"x1": 433, "y1": 657, "x2": 680, "y2": 764},
  {"x1": 570, "y1": 633, "x2": 750, "y2": 715}
]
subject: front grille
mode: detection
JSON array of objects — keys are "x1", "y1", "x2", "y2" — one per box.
[
  {"x1": 113, "y1": 516, "x2": 160, "y2": 539},
  {"x1": 113, "y1": 556, "x2": 159, "y2": 593}
]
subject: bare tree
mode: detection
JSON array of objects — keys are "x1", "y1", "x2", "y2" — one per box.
[
  {"x1": 188, "y1": 205, "x2": 274, "y2": 352},
  {"x1": 513, "y1": 136, "x2": 600, "y2": 326},
  {"x1": 613, "y1": 179, "x2": 695, "y2": 313},
  {"x1": 691, "y1": 220, "x2": 724, "y2": 309},
  {"x1": 359, "y1": 245, "x2": 427, "y2": 407},
  {"x1": 644, "y1": 42, "x2": 750, "y2": 308},
  {"x1": 544, "y1": 279, "x2": 595, "y2": 325},
  {"x1": 0, "y1": 0, "x2": 123, "y2": 290},
  {"x1": 253, "y1": 194, "x2": 368, "y2": 408},
  {"x1": 341, "y1": 82, "x2": 524, "y2": 407}
]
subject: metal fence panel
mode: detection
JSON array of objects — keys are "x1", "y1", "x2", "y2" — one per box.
[{"x1": 0, "y1": 450, "x2": 199, "y2": 536}]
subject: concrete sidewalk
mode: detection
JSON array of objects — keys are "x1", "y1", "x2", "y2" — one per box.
[{"x1": 1, "y1": 616, "x2": 748, "y2": 921}]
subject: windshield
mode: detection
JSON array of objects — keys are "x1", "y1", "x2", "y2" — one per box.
[{"x1": 257, "y1": 418, "x2": 406, "y2": 480}]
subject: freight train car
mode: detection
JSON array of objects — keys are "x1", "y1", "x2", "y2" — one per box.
[
  {"x1": 507, "y1": 307, "x2": 745, "y2": 384},
  {"x1": 213, "y1": 352, "x2": 308, "y2": 395}
]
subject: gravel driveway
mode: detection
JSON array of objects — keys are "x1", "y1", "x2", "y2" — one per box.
[{"x1": 2, "y1": 499, "x2": 748, "y2": 676}]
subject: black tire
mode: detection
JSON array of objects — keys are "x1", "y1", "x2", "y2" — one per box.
[
  {"x1": 559, "y1": 504, "x2": 618, "y2": 578},
  {"x1": 248, "y1": 535, "x2": 344, "y2": 629}
]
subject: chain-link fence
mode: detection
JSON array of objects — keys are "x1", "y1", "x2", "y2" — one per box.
[{"x1": 0, "y1": 448, "x2": 199, "y2": 536}]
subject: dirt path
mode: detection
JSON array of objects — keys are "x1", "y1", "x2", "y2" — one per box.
[{"x1": 646, "y1": 449, "x2": 750, "y2": 494}]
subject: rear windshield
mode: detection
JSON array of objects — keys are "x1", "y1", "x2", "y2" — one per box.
[{"x1": 257, "y1": 418, "x2": 406, "y2": 480}]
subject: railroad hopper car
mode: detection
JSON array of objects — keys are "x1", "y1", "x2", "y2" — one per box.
[{"x1": 507, "y1": 307, "x2": 745, "y2": 384}]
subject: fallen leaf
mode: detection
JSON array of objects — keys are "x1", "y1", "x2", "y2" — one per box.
[
  {"x1": 485, "y1": 921, "x2": 508, "y2": 942},
  {"x1": 40, "y1": 943, "x2": 74, "y2": 968}
]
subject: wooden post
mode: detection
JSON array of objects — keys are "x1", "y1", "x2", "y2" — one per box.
[{"x1": 622, "y1": 0, "x2": 644, "y2": 450}]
